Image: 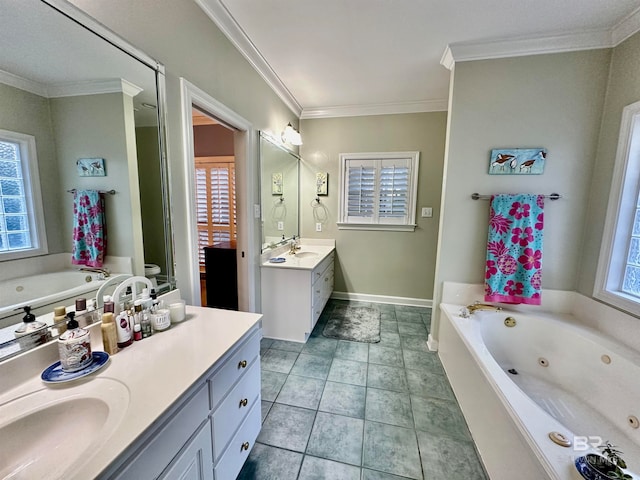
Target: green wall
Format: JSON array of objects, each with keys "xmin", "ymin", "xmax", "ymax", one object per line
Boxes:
[{"xmin": 300, "ymin": 112, "xmax": 447, "ymax": 301}]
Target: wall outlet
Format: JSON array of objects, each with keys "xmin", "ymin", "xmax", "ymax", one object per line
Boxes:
[
  {"xmin": 254, "ymin": 204, "xmax": 261, "ymax": 219},
  {"xmin": 277, "ymin": 221, "xmax": 284, "ymax": 231},
  {"xmin": 316, "ymin": 222, "xmax": 322, "ymax": 232},
  {"xmin": 421, "ymin": 207, "xmax": 433, "ymax": 218}
]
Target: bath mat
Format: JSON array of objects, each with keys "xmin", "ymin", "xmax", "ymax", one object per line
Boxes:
[{"xmin": 322, "ymin": 305, "xmax": 381, "ymax": 343}]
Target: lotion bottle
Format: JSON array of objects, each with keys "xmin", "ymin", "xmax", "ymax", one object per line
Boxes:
[
  {"xmin": 115, "ymin": 311, "xmax": 133, "ymax": 348},
  {"xmin": 58, "ymin": 312, "xmax": 92, "ymax": 372},
  {"xmin": 14, "ymin": 306, "xmax": 49, "ymax": 348},
  {"xmin": 101, "ymin": 312, "xmax": 118, "ymax": 355}
]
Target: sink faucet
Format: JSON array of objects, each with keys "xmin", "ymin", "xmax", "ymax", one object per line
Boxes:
[
  {"xmin": 288, "ymin": 236, "xmax": 301, "ymax": 255},
  {"xmin": 79, "ymin": 267, "xmax": 111, "ymax": 279},
  {"xmin": 459, "ymin": 301, "xmax": 502, "ymax": 318}
]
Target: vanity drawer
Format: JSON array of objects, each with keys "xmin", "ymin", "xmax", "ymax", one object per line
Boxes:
[
  {"xmin": 312, "ymin": 252, "xmax": 334, "ymax": 283},
  {"xmin": 209, "ymin": 330, "xmax": 260, "ymax": 410},
  {"xmin": 213, "ymin": 401, "xmax": 261, "ymax": 480},
  {"xmin": 211, "ymin": 360, "xmax": 260, "ymax": 459}
]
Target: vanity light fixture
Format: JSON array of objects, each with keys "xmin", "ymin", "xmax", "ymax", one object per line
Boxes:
[{"xmin": 281, "ymin": 122, "xmax": 303, "ymax": 146}]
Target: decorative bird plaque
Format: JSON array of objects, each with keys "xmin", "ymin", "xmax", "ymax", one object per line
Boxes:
[
  {"xmin": 488, "ymin": 148, "xmax": 546, "ymax": 175},
  {"xmin": 77, "ymin": 157, "xmax": 106, "ymax": 177}
]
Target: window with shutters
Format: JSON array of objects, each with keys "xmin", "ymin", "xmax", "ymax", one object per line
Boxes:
[
  {"xmin": 338, "ymin": 152, "xmax": 419, "ymax": 231},
  {"xmin": 0, "ymin": 129, "xmax": 47, "ymax": 260},
  {"xmin": 195, "ymin": 156, "xmax": 236, "ymax": 271}
]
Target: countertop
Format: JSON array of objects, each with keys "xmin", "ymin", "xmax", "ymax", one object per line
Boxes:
[
  {"xmin": 261, "ymin": 244, "xmax": 335, "ymax": 271},
  {"xmin": 0, "ymin": 305, "xmax": 262, "ymax": 479}
]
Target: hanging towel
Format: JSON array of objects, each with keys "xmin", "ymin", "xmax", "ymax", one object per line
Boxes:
[
  {"xmin": 71, "ymin": 190, "xmax": 107, "ymax": 268},
  {"xmin": 484, "ymin": 194, "xmax": 544, "ymax": 305}
]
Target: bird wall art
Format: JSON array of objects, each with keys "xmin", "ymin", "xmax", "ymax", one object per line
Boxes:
[
  {"xmin": 77, "ymin": 157, "xmax": 106, "ymax": 177},
  {"xmin": 488, "ymin": 148, "xmax": 546, "ymax": 175}
]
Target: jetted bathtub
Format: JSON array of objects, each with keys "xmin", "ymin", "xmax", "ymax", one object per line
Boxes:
[{"xmin": 439, "ymin": 300, "xmax": 640, "ymax": 480}]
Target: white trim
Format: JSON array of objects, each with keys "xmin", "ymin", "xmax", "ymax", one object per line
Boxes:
[
  {"xmin": 612, "ymin": 5, "xmax": 640, "ymax": 46},
  {"xmin": 427, "ymin": 333, "xmax": 439, "ymax": 352},
  {"xmin": 331, "ymin": 291, "xmax": 432, "ymax": 309},
  {"xmin": 47, "ymin": 79, "xmax": 142, "ymax": 98},
  {"xmin": 300, "ymin": 100, "xmax": 448, "ymax": 119},
  {"xmin": 336, "ymin": 223, "xmax": 416, "ymax": 232},
  {"xmin": 0, "ymin": 70, "xmax": 48, "ymax": 97},
  {"xmin": 439, "ymin": 46, "xmax": 455, "ymax": 71},
  {"xmin": 594, "ymin": 100, "xmax": 640, "ymax": 317},
  {"xmin": 180, "ymin": 78, "xmax": 257, "ymax": 312},
  {"xmin": 192, "ymin": 0, "xmax": 302, "ymax": 117}
]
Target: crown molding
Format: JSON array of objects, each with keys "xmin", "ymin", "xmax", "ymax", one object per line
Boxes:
[
  {"xmin": 194, "ymin": 0, "xmax": 302, "ymax": 117},
  {"xmin": 612, "ymin": 5, "xmax": 640, "ymax": 45},
  {"xmin": 300, "ymin": 99, "xmax": 448, "ymax": 119},
  {"xmin": 0, "ymin": 69, "xmax": 48, "ymax": 97},
  {"xmin": 440, "ymin": 46, "xmax": 455, "ymax": 71},
  {"xmin": 47, "ymin": 78, "xmax": 141, "ymax": 98}
]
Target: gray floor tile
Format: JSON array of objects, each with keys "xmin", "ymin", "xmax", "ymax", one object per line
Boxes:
[
  {"xmin": 260, "ymin": 338, "xmax": 274, "ymax": 349},
  {"xmin": 378, "ymin": 332, "xmax": 401, "ymax": 347},
  {"xmin": 368, "ymin": 344, "xmax": 404, "ymax": 367},
  {"xmin": 397, "ymin": 322, "xmax": 428, "ymax": 336},
  {"xmin": 416, "ymin": 431, "xmax": 487, "ymax": 480},
  {"xmin": 298, "ymin": 456, "xmax": 361, "ymax": 480},
  {"xmin": 394, "ymin": 311, "xmax": 423, "ymax": 323},
  {"xmin": 237, "ymin": 443, "xmax": 303, "ymax": 480},
  {"xmin": 302, "ymin": 336, "xmax": 339, "ymax": 357},
  {"xmin": 363, "ymin": 421, "xmax": 422, "ymax": 479},
  {"xmin": 258, "ymin": 403, "xmax": 316, "ymax": 452},
  {"xmin": 402, "ymin": 350, "xmax": 444, "ymax": 375},
  {"xmin": 377, "ymin": 303, "xmax": 396, "ymax": 313},
  {"xmin": 406, "ymin": 369, "xmax": 455, "ymax": 400},
  {"xmin": 261, "ymin": 370, "xmax": 288, "ymax": 402},
  {"xmin": 261, "ymin": 400, "xmax": 273, "ymax": 424},
  {"xmin": 335, "ymin": 340, "xmax": 369, "ymax": 362},
  {"xmin": 261, "ymin": 348, "xmax": 299, "ymax": 374},
  {"xmin": 362, "ymin": 469, "xmax": 415, "ymax": 480},
  {"xmin": 307, "ymin": 411, "xmax": 364, "ymax": 466},
  {"xmin": 270, "ymin": 339, "xmax": 305, "ymax": 352},
  {"xmin": 290, "ymin": 353, "xmax": 333, "ymax": 380},
  {"xmin": 411, "ymin": 395, "xmax": 471, "ymax": 440},
  {"xmin": 400, "ymin": 335, "xmax": 430, "ymax": 352},
  {"xmin": 319, "ymin": 381, "xmax": 366, "ymax": 419},
  {"xmin": 327, "ymin": 358, "xmax": 368, "ymax": 386},
  {"xmin": 380, "ymin": 320, "xmax": 399, "ymax": 333},
  {"xmin": 367, "ymin": 364, "xmax": 408, "ymax": 392},
  {"xmin": 365, "ymin": 388, "xmax": 413, "ymax": 428},
  {"xmin": 276, "ymin": 374, "xmax": 325, "ymax": 410},
  {"xmin": 380, "ymin": 311, "xmax": 397, "ymax": 322}
]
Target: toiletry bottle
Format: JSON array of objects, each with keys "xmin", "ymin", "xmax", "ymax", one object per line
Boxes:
[
  {"xmin": 141, "ymin": 288, "xmax": 153, "ymax": 311},
  {"xmin": 58, "ymin": 312, "xmax": 92, "ymax": 372},
  {"xmin": 86, "ymin": 298, "xmax": 97, "ymax": 323},
  {"xmin": 75, "ymin": 297, "xmax": 87, "ymax": 316},
  {"xmin": 151, "ymin": 289, "xmax": 159, "ymax": 312},
  {"xmin": 101, "ymin": 312, "xmax": 118, "ymax": 355},
  {"xmin": 14, "ymin": 306, "xmax": 49, "ymax": 348},
  {"xmin": 141, "ymin": 309, "xmax": 152, "ymax": 338},
  {"xmin": 53, "ymin": 306, "xmax": 67, "ymax": 335},
  {"xmin": 133, "ymin": 323, "xmax": 142, "ymax": 341},
  {"xmin": 103, "ymin": 295, "xmax": 115, "ymax": 314},
  {"xmin": 115, "ymin": 311, "xmax": 133, "ymax": 348}
]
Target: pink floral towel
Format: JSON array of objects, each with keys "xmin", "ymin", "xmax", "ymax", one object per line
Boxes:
[
  {"xmin": 484, "ymin": 194, "xmax": 544, "ymax": 305},
  {"xmin": 71, "ymin": 190, "xmax": 106, "ymax": 268}
]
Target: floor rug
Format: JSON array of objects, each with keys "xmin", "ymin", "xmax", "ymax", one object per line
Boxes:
[{"xmin": 322, "ymin": 305, "xmax": 381, "ymax": 343}]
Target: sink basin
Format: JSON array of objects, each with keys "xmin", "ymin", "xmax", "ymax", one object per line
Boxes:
[
  {"xmin": 294, "ymin": 251, "xmax": 318, "ymax": 259},
  {"xmin": 0, "ymin": 378, "xmax": 129, "ymax": 479}
]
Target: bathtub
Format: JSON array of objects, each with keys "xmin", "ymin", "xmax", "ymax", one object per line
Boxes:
[
  {"xmin": 0, "ymin": 270, "xmax": 110, "ymax": 330},
  {"xmin": 439, "ymin": 300, "xmax": 640, "ymax": 480}
]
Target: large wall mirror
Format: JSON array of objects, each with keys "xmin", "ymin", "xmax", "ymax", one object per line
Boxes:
[
  {"xmin": 0, "ymin": 0, "xmax": 174, "ymax": 358},
  {"xmin": 260, "ymin": 133, "xmax": 299, "ymax": 251}
]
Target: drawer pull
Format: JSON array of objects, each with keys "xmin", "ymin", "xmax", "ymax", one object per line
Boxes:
[
  {"xmin": 241, "ymin": 441, "xmax": 250, "ymax": 451},
  {"xmin": 238, "ymin": 360, "xmax": 247, "ymax": 369},
  {"xmin": 239, "ymin": 398, "xmax": 248, "ymax": 408}
]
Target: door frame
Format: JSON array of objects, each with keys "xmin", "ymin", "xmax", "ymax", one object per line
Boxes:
[{"xmin": 180, "ymin": 78, "xmax": 256, "ymax": 311}]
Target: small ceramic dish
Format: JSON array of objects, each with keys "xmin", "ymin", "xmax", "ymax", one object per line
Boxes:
[{"xmin": 41, "ymin": 351, "xmax": 109, "ymax": 383}]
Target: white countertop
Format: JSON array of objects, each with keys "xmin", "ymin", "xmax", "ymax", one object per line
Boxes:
[
  {"xmin": 261, "ymin": 243, "xmax": 335, "ymax": 271},
  {"xmin": 0, "ymin": 305, "xmax": 262, "ymax": 479}
]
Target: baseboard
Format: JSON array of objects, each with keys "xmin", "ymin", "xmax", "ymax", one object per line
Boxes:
[
  {"xmin": 331, "ymin": 291, "xmax": 432, "ymax": 308},
  {"xmin": 427, "ymin": 333, "xmax": 439, "ymax": 351}
]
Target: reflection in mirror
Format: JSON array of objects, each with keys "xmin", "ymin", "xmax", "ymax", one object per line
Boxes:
[
  {"xmin": 0, "ymin": 0, "xmax": 173, "ymax": 360},
  {"xmin": 260, "ymin": 132, "xmax": 300, "ymax": 251}
]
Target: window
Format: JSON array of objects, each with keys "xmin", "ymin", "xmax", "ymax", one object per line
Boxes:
[
  {"xmin": 0, "ymin": 129, "xmax": 47, "ymax": 260},
  {"xmin": 195, "ymin": 156, "xmax": 236, "ymax": 270},
  {"xmin": 595, "ymin": 100, "xmax": 640, "ymax": 314},
  {"xmin": 338, "ymin": 151, "xmax": 419, "ymax": 231}
]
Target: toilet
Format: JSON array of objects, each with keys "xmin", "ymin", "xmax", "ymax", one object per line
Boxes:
[{"xmin": 144, "ymin": 263, "xmax": 161, "ymax": 287}]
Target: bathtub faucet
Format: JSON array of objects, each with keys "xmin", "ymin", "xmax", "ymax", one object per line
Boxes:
[
  {"xmin": 79, "ymin": 267, "xmax": 111, "ymax": 279},
  {"xmin": 459, "ymin": 301, "xmax": 502, "ymax": 318}
]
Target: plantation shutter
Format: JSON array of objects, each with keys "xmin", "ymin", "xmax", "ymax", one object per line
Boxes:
[
  {"xmin": 378, "ymin": 158, "xmax": 410, "ymax": 224},
  {"xmin": 346, "ymin": 162, "xmax": 375, "ymax": 221},
  {"xmin": 195, "ymin": 157, "xmax": 236, "ymax": 270}
]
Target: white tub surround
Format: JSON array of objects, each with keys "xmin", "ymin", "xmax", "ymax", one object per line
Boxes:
[
  {"xmin": 438, "ymin": 282, "xmax": 640, "ymax": 480},
  {"xmin": 261, "ymin": 239, "xmax": 335, "ymax": 342},
  {"xmin": 0, "ymin": 304, "xmax": 262, "ymax": 480}
]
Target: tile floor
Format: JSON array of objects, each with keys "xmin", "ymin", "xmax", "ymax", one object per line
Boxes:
[{"xmin": 237, "ymin": 300, "xmax": 488, "ymax": 480}]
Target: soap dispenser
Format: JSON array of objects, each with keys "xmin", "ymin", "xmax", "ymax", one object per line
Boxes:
[
  {"xmin": 58, "ymin": 312, "xmax": 93, "ymax": 372},
  {"xmin": 14, "ymin": 306, "xmax": 50, "ymax": 348}
]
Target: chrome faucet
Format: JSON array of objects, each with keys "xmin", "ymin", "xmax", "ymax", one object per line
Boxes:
[
  {"xmin": 288, "ymin": 236, "xmax": 301, "ymax": 255},
  {"xmin": 459, "ymin": 301, "xmax": 502, "ymax": 318},
  {"xmin": 79, "ymin": 267, "xmax": 111, "ymax": 279}
]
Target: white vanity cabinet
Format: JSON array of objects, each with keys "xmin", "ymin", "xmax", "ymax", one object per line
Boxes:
[
  {"xmin": 103, "ymin": 326, "xmax": 261, "ymax": 480},
  {"xmin": 262, "ymin": 248, "xmax": 335, "ymax": 342}
]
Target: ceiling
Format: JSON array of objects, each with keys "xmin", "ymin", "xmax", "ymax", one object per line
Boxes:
[{"xmin": 196, "ymin": 0, "xmax": 640, "ymax": 119}]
